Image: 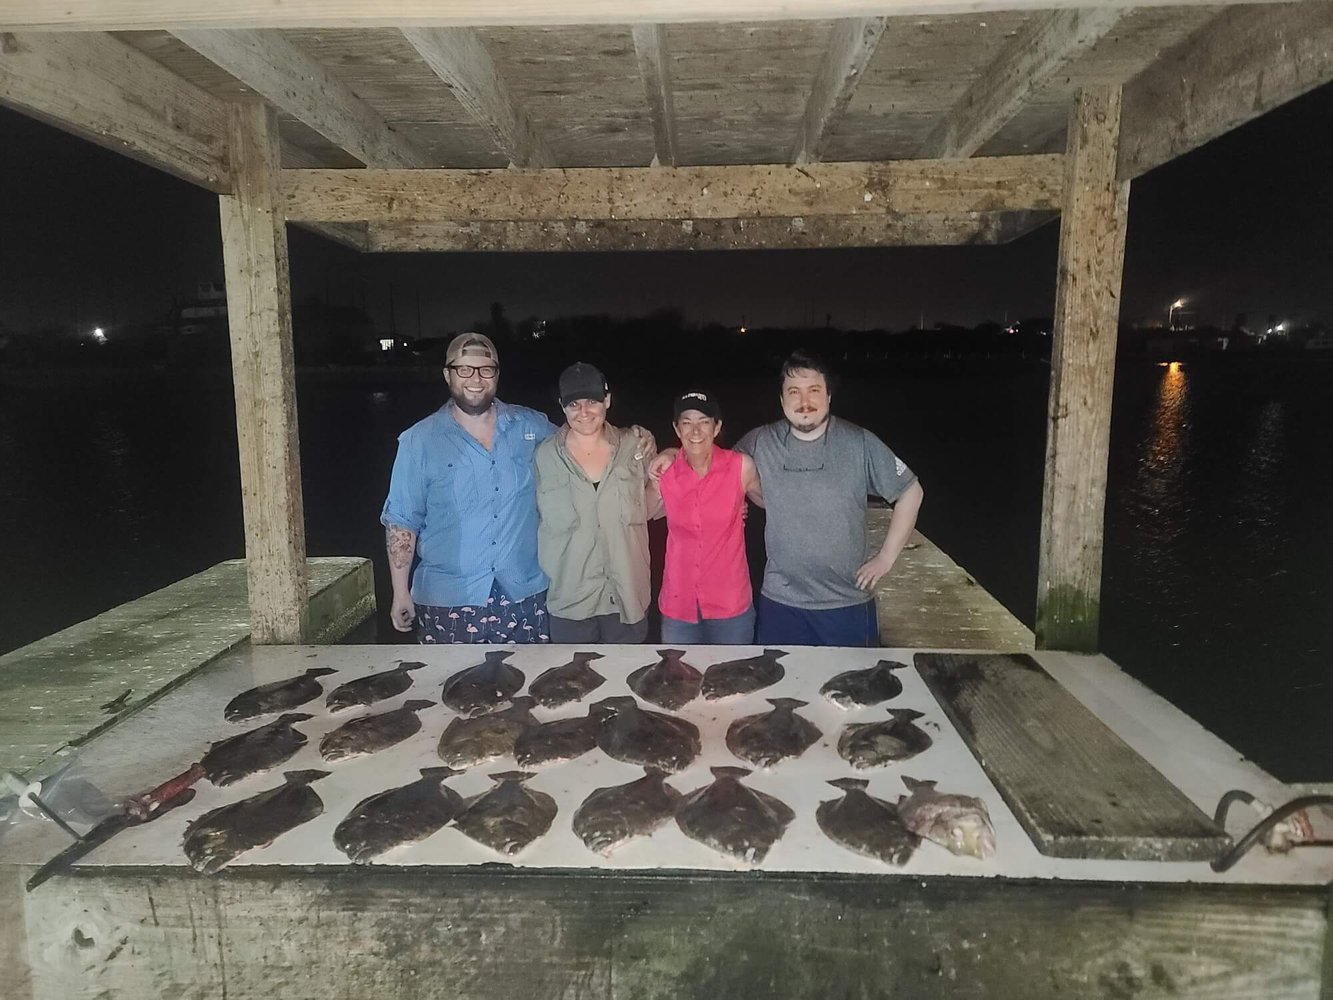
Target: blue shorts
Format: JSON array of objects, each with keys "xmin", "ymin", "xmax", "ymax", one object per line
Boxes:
[{"xmin": 756, "ymin": 594, "xmax": 878, "ymax": 647}]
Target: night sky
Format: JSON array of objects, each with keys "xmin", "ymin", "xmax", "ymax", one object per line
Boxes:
[{"xmin": 1, "ymin": 80, "xmax": 1330, "ymax": 338}]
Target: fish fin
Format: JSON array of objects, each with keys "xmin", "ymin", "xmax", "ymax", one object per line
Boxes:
[
  {"xmin": 889, "ymin": 708, "xmax": 925, "ymax": 722},
  {"xmin": 876, "ymin": 660, "xmax": 909, "ymax": 671},
  {"xmin": 484, "ymin": 651, "xmax": 515, "ymax": 662},
  {"xmin": 284, "ymin": 769, "xmax": 331, "ymax": 785},
  {"xmin": 489, "ymin": 770, "xmax": 534, "ymax": 784},
  {"xmin": 767, "ymin": 698, "xmax": 808, "ymax": 710},
  {"xmin": 419, "ymin": 766, "xmax": 462, "ymax": 779},
  {"xmin": 828, "ymin": 777, "xmax": 869, "ymax": 791},
  {"xmin": 656, "ymin": 649, "xmax": 686, "ymax": 658},
  {"xmin": 509, "ymin": 695, "xmax": 537, "ymax": 709},
  {"xmin": 573, "ymin": 651, "xmax": 605, "ymax": 661},
  {"xmin": 901, "ymin": 775, "xmax": 936, "ymax": 792},
  {"xmin": 402, "ymin": 700, "xmax": 435, "ymax": 712},
  {"xmin": 763, "ymin": 649, "xmax": 789, "ymax": 659},
  {"xmin": 710, "ymin": 766, "xmax": 752, "ymax": 780},
  {"xmin": 306, "ymin": 667, "xmax": 339, "ymax": 677},
  {"xmin": 276, "ymin": 712, "xmax": 315, "ymax": 724},
  {"xmin": 398, "ymin": 660, "xmax": 428, "ymax": 671}
]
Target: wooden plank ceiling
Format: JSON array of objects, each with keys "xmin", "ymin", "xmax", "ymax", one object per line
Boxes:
[{"xmin": 105, "ymin": 9, "xmax": 1217, "ymax": 171}]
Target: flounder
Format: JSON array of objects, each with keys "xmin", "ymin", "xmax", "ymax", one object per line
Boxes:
[
  {"xmin": 224, "ymin": 667, "xmax": 337, "ymax": 721},
  {"xmin": 513, "ymin": 711, "xmax": 600, "ymax": 767},
  {"xmin": 701, "ymin": 649, "xmax": 788, "ymax": 700},
  {"xmin": 182, "ymin": 769, "xmax": 329, "ymax": 874},
  {"xmin": 528, "ymin": 652, "xmax": 606, "ymax": 708},
  {"xmin": 438, "ymin": 696, "xmax": 537, "ymax": 768},
  {"xmin": 441, "ymin": 651, "xmax": 524, "ymax": 716},
  {"xmin": 626, "ymin": 649, "xmax": 703, "ymax": 710},
  {"xmin": 816, "ymin": 777, "xmax": 919, "ymax": 865},
  {"xmin": 675, "ymin": 766, "xmax": 795, "ymax": 864},
  {"xmin": 201, "ymin": 712, "xmax": 312, "ymax": 786},
  {"xmin": 725, "ymin": 698, "xmax": 822, "ymax": 768},
  {"xmin": 333, "ymin": 766, "xmax": 464, "ymax": 864},
  {"xmin": 820, "ymin": 660, "xmax": 907, "ymax": 710},
  {"xmin": 897, "ymin": 776, "xmax": 996, "ymax": 859},
  {"xmin": 572, "ymin": 768, "xmax": 682, "ymax": 856},
  {"xmin": 452, "ymin": 770, "xmax": 557, "ymax": 856},
  {"xmin": 592, "ymin": 696, "xmax": 701, "ymax": 773},
  {"xmin": 319, "ymin": 699, "xmax": 434, "ymax": 762},
  {"xmin": 326, "ymin": 660, "xmax": 427, "ymax": 712},
  {"xmin": 837, "ymin": 708, "xmax": 933, "ymax": 769}
]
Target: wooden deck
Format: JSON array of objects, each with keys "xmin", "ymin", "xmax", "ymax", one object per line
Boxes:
[
  {"xmin": 0, "ymin": 557, "xmax": 375, "ymax": 779},
  {"xmin": 868, "ymin": 512, "xmax": 1034, "ymax": 650}
]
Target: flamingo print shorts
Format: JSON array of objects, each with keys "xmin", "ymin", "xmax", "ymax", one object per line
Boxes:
[{"xmin": 413, "ymin": 583, "xmax": 551, "ymax": 644}]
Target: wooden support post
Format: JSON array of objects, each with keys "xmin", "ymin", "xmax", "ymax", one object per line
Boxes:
[
  {"xmin": 220, "ymin": 102, "xmax": 309, "ymax": 644},
  {"xmin": 1036, "ymin": 86, "xmax": 1128, "ymax": 653}
]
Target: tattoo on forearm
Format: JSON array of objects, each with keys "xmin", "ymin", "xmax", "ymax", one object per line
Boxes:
[{"xmin": 386, "ymin": 524, "xmax": 416, "ymax": 570}]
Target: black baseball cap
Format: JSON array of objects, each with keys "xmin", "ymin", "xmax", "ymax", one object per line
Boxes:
[
  {"xmin": 558, "ymin": 362, "xmax": 609, "ymax": 407},
  {"xmin": 673, "ymin": 390, "xmax": 721, "ymax": 421}
]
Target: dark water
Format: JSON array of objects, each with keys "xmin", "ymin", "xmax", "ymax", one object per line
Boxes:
[{"xmin": 1, "ymin": 359, "xmax": 1328, "ymax": 780}]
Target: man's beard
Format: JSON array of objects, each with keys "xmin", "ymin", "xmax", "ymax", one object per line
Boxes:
[
  {"xmin": 450, "ymin": 385, "xmax": 496, "ymax": 416},
  {"xmin": 786, "ymin": 408, "xmax": 828, "ymax": 433}
]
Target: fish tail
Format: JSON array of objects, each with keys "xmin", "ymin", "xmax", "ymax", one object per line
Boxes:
[
  {"xmin": 657, "ymin": 649, "xmax": 686, "ymax": 658},
  {"xmin": 828, "ymin": 777, "xmax": 869, "ymax": 791},
  {"xmin": 763, "ymin": 649, "xmax": 789, "ymax": 659},
  {"xmin": 710, "ymin": 765, "xmax": 752, "ymax": 780},
  {"xmin": 889, "ymin": 708, "xmax": 925, "ymax": 722},
  {"xmin": 900, "ymin": 775, "xmax": 936, "ymax": 792},
  {"xmin": 398, "ymin": 660, "xmax": 428, "ymax": 672},
  {"xmin": 876, "ymin": 659, "xmax": 908, "ymax": 671},
  {"xmin": 574, "ymin": 650, "xmax": 606, "ymax": 661},
  {"xmin": 419, "ymin": 766, "xmax": 462, "ymax": 779},
  {"xmin": 307, "ymin": 667, "xmax": 339, "ymax": 677},
  {"xmin": 767, "ymin": 697, "xmax": 808, "ymax": 709},
  {"xmin": 489, "ymin": 770, "xmax": 534, "ymax": 783},
  {"xmin": 284, "ymin": 769, "xmax": 331, "ymax": 785},
  {"xmin": 484, "ymin": 651, "xmax": 515, "ymax": 662},
  {"xmin": 276, "ymin": 712, "xmax": 315, "ymax": 724},
  {"xmin": 403, "ymin": 700, "xmax": 435, "ymax": 712}
]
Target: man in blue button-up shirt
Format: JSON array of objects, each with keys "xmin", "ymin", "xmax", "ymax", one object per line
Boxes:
[{"xmin": 382, "ymin": 333, "xmax": 558, "ymax": 643}]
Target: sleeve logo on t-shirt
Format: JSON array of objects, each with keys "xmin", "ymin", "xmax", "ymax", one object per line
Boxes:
[{"xmin": 895, "ymin": 457, "xmax": 907, "ymax": 477}]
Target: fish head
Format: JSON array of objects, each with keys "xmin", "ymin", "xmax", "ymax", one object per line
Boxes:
[
  {"xmin": 590, "ymin": 696, "xmax": 636, "ymax": 720},
  {"xmin": 939, "ymin": 814, "xmax": 997, "ymax": 860}
]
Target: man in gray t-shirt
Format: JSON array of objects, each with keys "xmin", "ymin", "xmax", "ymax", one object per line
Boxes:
[{"xmin": 734, "ymin": 351, "xmax": 925, "ymax": 646}]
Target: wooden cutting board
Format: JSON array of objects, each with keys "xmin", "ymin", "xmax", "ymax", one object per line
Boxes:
[{"xmin": 914, "ymin": 652, "xmax": 1231, "ymax": 861}]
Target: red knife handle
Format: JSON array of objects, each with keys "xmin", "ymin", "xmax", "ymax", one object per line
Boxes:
[{"xmin": 125, "ymin": 763, "xmax": 205, "ymax": 820}]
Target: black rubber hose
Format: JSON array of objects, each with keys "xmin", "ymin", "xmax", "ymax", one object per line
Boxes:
[{"xmin": 1210, "ymin": 792, "xmax": 1333, "ymax": 873}]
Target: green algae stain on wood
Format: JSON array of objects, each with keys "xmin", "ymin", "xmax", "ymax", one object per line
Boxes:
[{"xmin": 1036, "ymin": 584, "xmax": 1100, "ymax": 652}]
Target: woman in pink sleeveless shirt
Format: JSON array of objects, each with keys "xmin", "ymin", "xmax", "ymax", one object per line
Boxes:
[{"xmin": 656, "ymin": 391, "xmax": 763, "ymax": 644}]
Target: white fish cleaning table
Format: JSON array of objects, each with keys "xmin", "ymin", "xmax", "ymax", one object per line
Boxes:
[{"xmin": 1, "ymin": 644, "xmax": 1329, "ymax": 999}]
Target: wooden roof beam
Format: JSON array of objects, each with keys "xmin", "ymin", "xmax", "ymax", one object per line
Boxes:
[
  {"xmin": 171, "ymin": 29, "xmax": 432, "ymax": 168},
  {"xmin": 400, "ymin": 27, "xmax": 556, "ymax": 168},
  {"xmin": 366, "ymin": 214, "xmax": 1027, "ymax": 251},
  {"xmin": 791, "ymin": 17, "xmax": 887, "ymax": 165},
  {"xmin": 920, "ymin": 8, "xmax": 1125, "ymax": 160},
  {"xmin": 1118, "ymin": 2, "xmax": 1333, "ymax": 181},
  {"xmin": 0, "ymin": 30, "xmax": 229, "ymax": 191},
  {"xmin": 281, "ymin": 155, "xmax": 1064, "ymax": 222},
  {"xmin": 631, "ymin": 24, "xmax": 679, "ymax": 166},
  {"xmin": 0, "ymin": 1, "xmax": 1302, "ymax": 32}
]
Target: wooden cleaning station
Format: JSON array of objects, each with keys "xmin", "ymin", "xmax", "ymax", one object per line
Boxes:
[{"xmin": 2, "ymin": 2, "xmax": 1332, "ymax": 998}]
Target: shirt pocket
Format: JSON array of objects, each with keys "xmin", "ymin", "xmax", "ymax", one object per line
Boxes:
[
  {"xmin": 426, "ymin": 461, "xmax": 477, "ymax": 526},
  {"xmin": 537, "ymin": 468, "xmax": 579, "ymax": 531},
  {"xmin": 613, "ymin": 466, "xmax": 647, "ymax": 525}
]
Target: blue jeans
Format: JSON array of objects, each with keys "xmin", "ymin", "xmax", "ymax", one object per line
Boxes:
[
  {"xmin": 660, "ymin": 605, "xmax": 756, "ymax": 645},
  {"xmin": 756, "ymin": 594, "xmax": 878, "ymax": 647}
]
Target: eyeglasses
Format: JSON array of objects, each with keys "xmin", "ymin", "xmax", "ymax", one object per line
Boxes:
[{"xmin": 449, "ymin": 364, "xmax": 498, "ymax": 379}]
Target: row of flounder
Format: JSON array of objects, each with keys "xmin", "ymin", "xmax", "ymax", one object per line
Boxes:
[
  {"xmin": 188, "ymin": 653, "xmax": 991, "ymax": 871},
  {"xmin": 182, "ymin": 765, "xmax": 993, "ymax": 872}
]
